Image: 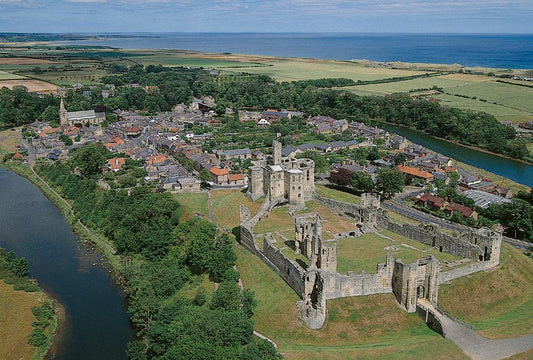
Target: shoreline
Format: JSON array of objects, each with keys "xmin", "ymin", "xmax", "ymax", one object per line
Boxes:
[
  {"xmin": 378, "ymin": 120, "xmax": 533, "ymax": 167},
  {"xmin": 0, "ymin": 161, "xmax": 131, "ymax": 358}
]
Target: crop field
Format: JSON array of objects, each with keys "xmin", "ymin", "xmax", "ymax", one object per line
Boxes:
[
  {"xmin": 0, "ymin": 128, "xmax": 21, "ymax": 154},
  {"xmin": 21, "ymin": 67, "xmax": 107, "ymax": 86},
  {"xmin": 133, "ymin": 54, "xmax": 266, "ymax": 69},
  {"xmin": 0, "ymin": 70, "xmax": 26, "ymax": 80},
  {"xmin": 0, "ymin": 79, "xmax": 58, "ymax": 93},
  {"xmin": 0, "ymin": 281, "xmax": 41, "ymax": 360},
  {"xmin": 224, "ymin": 58, "xmax": 426, "ymax": 82},
  {"xmin": 236, "ymin": 245, "xmax": 466, "ymax": 360},
  {"xmin": 439, "ymin": 243, "xmax": 533, "ymax": 339}
]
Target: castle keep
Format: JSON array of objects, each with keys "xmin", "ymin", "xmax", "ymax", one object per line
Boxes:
[{"xmin": 246, "ymin": 140, "xmax": 314, "ymax": 206}]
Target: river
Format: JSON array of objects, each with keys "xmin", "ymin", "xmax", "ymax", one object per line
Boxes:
[
  {"xmin": 379, "ymin": 123, "xmax": 533, "ymax": 188},
  {"xmin": 0, "ymin": 168, "xmax": 133, "ymax": 360}
]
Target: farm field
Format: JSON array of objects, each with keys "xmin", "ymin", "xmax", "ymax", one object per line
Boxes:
[
  {"xmin": 0, "ymin": 79, "xmax": 58, "ymax": 93},
  {"xmin": 0, "ymin": 128, "xmax": 22, "ymax": 155},
  {"xmin": 223, "ymin": 58, "xmax": 427, "ymax": 82},
  {"xmin": 0, "ymin": 280, "xmax": 42, "ymax": 360},
  {"xmin": 236, "ymin": 245, "xmax": 467, "ymax": 360},
  {"xmin": 0, "ymin": 70, "xmax": 26, "ymax": 80}
]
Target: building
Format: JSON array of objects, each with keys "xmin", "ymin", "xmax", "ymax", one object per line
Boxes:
[
  {"xmin": 59, "ymin": 98, "xmax": 105, "ymax": 127},
  {"xmin": 246, "ymin": 140, "xmax": 315, "ymax": 206}
]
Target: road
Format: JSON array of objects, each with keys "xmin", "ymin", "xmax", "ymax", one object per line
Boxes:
[{"xmin": 418, "ymin": 299, "xmax": 533, "ymax": 360}]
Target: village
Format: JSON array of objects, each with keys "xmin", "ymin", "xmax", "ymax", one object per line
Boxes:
[{"xmin": 11, "ymin": 82, "xmax": 517, "ymax": 231}]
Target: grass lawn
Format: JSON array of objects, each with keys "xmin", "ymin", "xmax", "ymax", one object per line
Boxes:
[
  {"xmin": 236, "ymin": 245, "xmax": 466, "ymax": 359},
  {"xmin": 174, "ymin": 192, "xmax": 209, "ymax": 222},
  {"xmin": 211, "ymin": 189, "xmax": 260, "ymax": 230},
  {"xmin": 438, "ymin": 243, "xmax": 533, "ymax": 339},
  {"xmin": 0, "ymin": 128, "xmax": 21, "ymax": 155},
  {"xmin": 300, "ymin": 201, "xmax": 356, "ymax": 237},
  {"xmin": 335, "ymin": 230, "xmax": 462, "ymax": 274},
  {"xmin": 253, "ymin": 206, "xmax": 295, "ymax": 239},
  {"xmin": 0, "ymin": 280, "xmax": 42, "ymax": 360},
  {"xmin": 315, "ymin": 185, "xmax": 361, "ymax": 204}
]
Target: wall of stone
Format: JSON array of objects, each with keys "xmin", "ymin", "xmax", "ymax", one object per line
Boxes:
[
  {"xmin": 377, "ymin": 211, "xmax": 500, "ymax": 264},
  {"xmin": 321, "ymin": 255, "xmax": 394, "ymax": 300},
  {"xmin": 438, "ymin": 261, "xmax": 493, "ymax": 285},
  {"xmin": 416, "ymin": 305, "xmax": 445, "ymax": 336},
  {"xmin": 262, "ymin": 237, "xmax": 305, "ymax": 296}
]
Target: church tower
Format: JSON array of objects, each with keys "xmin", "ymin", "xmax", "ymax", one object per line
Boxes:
[{"xmin": 59, "ymin": 97, "xmax": 68, "ymax": 126}]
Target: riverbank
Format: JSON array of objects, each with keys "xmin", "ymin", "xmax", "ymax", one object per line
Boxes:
[
  {"xmin": 378, "ymin": 120, "xmax": 533, "ymax": 166},
  {"xmin": 0, "ymin": 163, "xmax": 133, "ymax": 359},
  {"xmin": 1, "ymin": 161, "xmax": 126, "ymax": 276},
  {"xmin": 0, "ymin": 249, "xmax": 62, "ymax": 360}
]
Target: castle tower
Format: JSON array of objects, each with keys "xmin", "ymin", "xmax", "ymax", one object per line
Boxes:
[
  {"xmin": 59, "ymin": 97, "xmax": 68, "ymax": 126},
  {"xmin": 272, "ymin": 140, "xmax": 282, "ymax": 165}
]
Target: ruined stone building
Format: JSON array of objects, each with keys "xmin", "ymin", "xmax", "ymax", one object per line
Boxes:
[
  {"xmin": 59, "ymin": 98, "xmax": 105, "ymax": 127},
  {"xmin": 239, "ymin": 190, "xmax": 503, "ymax": 329},
  {"xmin": 246, "ymin": 140, "xmax": 314, "ymax": 206}
]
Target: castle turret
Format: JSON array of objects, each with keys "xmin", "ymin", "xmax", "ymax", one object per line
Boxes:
[
  {"xmin": 272, "ymin": 140, "xmax": 282, "ymax": 165},
  {"xmin": 59, "ymin": 97, "xmax": 68, "ymax": 126}
]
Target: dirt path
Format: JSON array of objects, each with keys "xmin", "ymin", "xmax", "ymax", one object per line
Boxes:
[{"xmin": 419, "ymin": 299, "xmax": 533, "ymax": 360}]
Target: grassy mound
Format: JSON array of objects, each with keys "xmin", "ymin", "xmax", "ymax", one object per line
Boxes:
[{"xmin": 438, "ymin": 243, "xmax": 533, "ymax": 338}]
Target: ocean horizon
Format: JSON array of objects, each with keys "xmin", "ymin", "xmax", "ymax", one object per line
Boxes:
[{"xmin": 54, "ymin": 32, "xmax": 533, "ymax": 69}]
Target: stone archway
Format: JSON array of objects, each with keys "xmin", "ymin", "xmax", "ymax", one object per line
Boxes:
[{"xmin": 417, "ymin": 285, "xmax": 425, "ymax": 299}]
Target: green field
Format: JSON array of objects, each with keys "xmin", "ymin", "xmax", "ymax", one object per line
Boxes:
[
  {"xmin": 315, "ymin": 185, "xmax": 361, "ymax": 204},
  {"xmin": 438, "ymin": 243, "xmax": 533, "ymax": 339},
  {"xmin": 236, "ymin": 245, "xmax": 466, "ymax": 360},
  {"xmin": 132, "ymin": 54, "xmax": 266, "ymax": 69},
  {"xmin": 336, "ymin": 230, "xmax": 463, "ymax": 274},
  {"xmin": 211, "ymin": 189, "xmax": 260, "ymax": 230},
  {"xmin": 0, "ymin": 70, "xmax": 26, "ymax": 80},
  {"xmin": 174, "ymin": 192, "xmax": 209, "ymax": 221},
  {"xmin": 224, "ymin": 58, "xmax": 426, "ymax": 82}
]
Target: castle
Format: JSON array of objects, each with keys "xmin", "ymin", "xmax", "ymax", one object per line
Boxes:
[
  {"xmin": 246, "ymin": 140, "xmax": 314, "ymax": 206},
  {"xmin": 59, "ymin": 98, "xmax": 105, "ymax": 127},
  {"xmin": 239, "ymin": 186, "xmax": 502, "ymax": 329}
]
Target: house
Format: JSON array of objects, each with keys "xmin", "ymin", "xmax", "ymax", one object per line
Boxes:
[
  {"xmin": 209, "ymin": 166, "xmax": 229, "ymax": 184},
  {"xmin": 390, "ymin": 135, "xmax": 408, "ymax": 151},
  {"xmin": 215, "ymin": 148, "xmax": 252, "ymax": 161},
  {"xmin": 396, "ymin": 165, "xmax": 434, "ymax": 183},
  {"xmin": 227, "ymin": 173, "xmax": 245, "ymax": 186},
  {"xmin": 417, "ymin": 193, "xmax": 446, "ymax": 211},
  {"xmin": 107, "ymin": 157, "xmax": 126, "ymax": 172},
  {"xmin": 147, "ymin": 154, "xmax": 168, "ymax": 165},
  {"xmin": 462, "ymin": 190, "xmax": 512, "ymax": 209},
  {"xmin": 262, "ymin": 109, "xmax": 288, "ymax": 122},
  {"xmin": 281, "ymin": 145, "xmax": 299, "ymax": 158},
  {"xmin": 444, "ymin": 202, "xmax": 478, "ymax": 220},
  {"xmin": 257, "ymin": 118, "xmax": 271, "ymax": 127}
]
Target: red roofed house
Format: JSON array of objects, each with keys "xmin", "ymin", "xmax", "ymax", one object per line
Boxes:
[
  {"xmin": 417, "ymin": 193, "xmax": 446, "ymax": 212},
  {"xmin": 209, "ymin": 166, "xmax": 229, "ymax": 184},
  {"xmin": 227, "ymin": 173, "xmax": 245, "ymax": 186},
  {"xmin": 444, "ymin": 202, "xmax": 478, "ymax": 220},
  {"xmin": 397, "ymin": 165, "xmax": 434, "ymax": 184},
  {"xmin": 107, "ymin": 157, "xmax": 126, "ymax": 172},
  {"xmin": 147, "ymin": 154, "xmax": 167, "ymax": 165}
]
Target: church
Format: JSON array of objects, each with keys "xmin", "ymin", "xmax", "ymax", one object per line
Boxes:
[{"xmin": 59, "ymin": 98, "xmax": 105, "ymax": 127}]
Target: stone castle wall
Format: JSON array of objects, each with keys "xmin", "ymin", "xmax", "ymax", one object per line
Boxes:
[
  {"xmin": 262, "ymin": 236, "xmax": 305, "ymax": 296},
  {"xmin": 438, "ymin": 261, "xmax": 494, "ymax": 285}
]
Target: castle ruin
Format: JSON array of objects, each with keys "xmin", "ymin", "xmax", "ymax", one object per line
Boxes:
[{"xmin": 246, "ymin": 140, "xmax": 314, "ymax": 206}]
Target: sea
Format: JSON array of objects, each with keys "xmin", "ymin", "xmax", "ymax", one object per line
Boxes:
[{"xmin": 57, "ymin": 33, "xmax": 533, "ymax": 69}]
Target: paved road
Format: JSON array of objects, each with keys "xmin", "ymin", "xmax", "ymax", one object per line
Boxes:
[
  {"xmin": 19, "ymin": 132, "xmax": 35, "ymax": 164},
  {"xmin": 419, "ymin": 299, "xmax": 533, "ymax": 360}
]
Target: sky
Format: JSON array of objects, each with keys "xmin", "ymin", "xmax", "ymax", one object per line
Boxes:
[{"xmin": 0, "ymin": 0, "xmax": 532, "ymax": 34}]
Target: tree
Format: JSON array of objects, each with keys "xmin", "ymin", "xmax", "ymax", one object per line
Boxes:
[
  {"xmin": 499, "ymin": 199, "xmax": 533, "ymax": 240},
  {"xmin": 376, "ymin": 168, "xmax": 405, "ymax": 198},
  {"xmin": 330, "ymin": 168, "xmax": 352, "ymax": 187},
  {"xmin": 240, "ymin": 338, "xmax": 281, "ymax": 360},
  {"xmin": 71, "ymin": 143, "xmax": 108, "ymax": 177},
  {"xmin": 448, "ymin": 171, "xmax": 460, "ymax": 187},
  {"xmin": 393, "ymin": 152, "xmax": 407, "ymax": 165},
  {"xmin": 199, "ymin": 168, "xmax": 212, "ymax": 182},
  {"xmin": 350, "ymin": 171, "xmax": 374, "ymax": 192}
]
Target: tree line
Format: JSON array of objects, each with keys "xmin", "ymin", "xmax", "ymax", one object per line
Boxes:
[{"xmin": 35, "ymin": 143, "xmax": 281, "ymax": 359}]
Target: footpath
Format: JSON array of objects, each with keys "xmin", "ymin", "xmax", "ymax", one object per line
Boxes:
[{"xmin": 418, "ymin": 299, "xmax": 533, "ymax": 360}]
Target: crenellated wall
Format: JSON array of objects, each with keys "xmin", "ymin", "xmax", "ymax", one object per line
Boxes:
[{"xmin": 377, "ymin": 210, "xmax": 501, "ymax": 267}]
